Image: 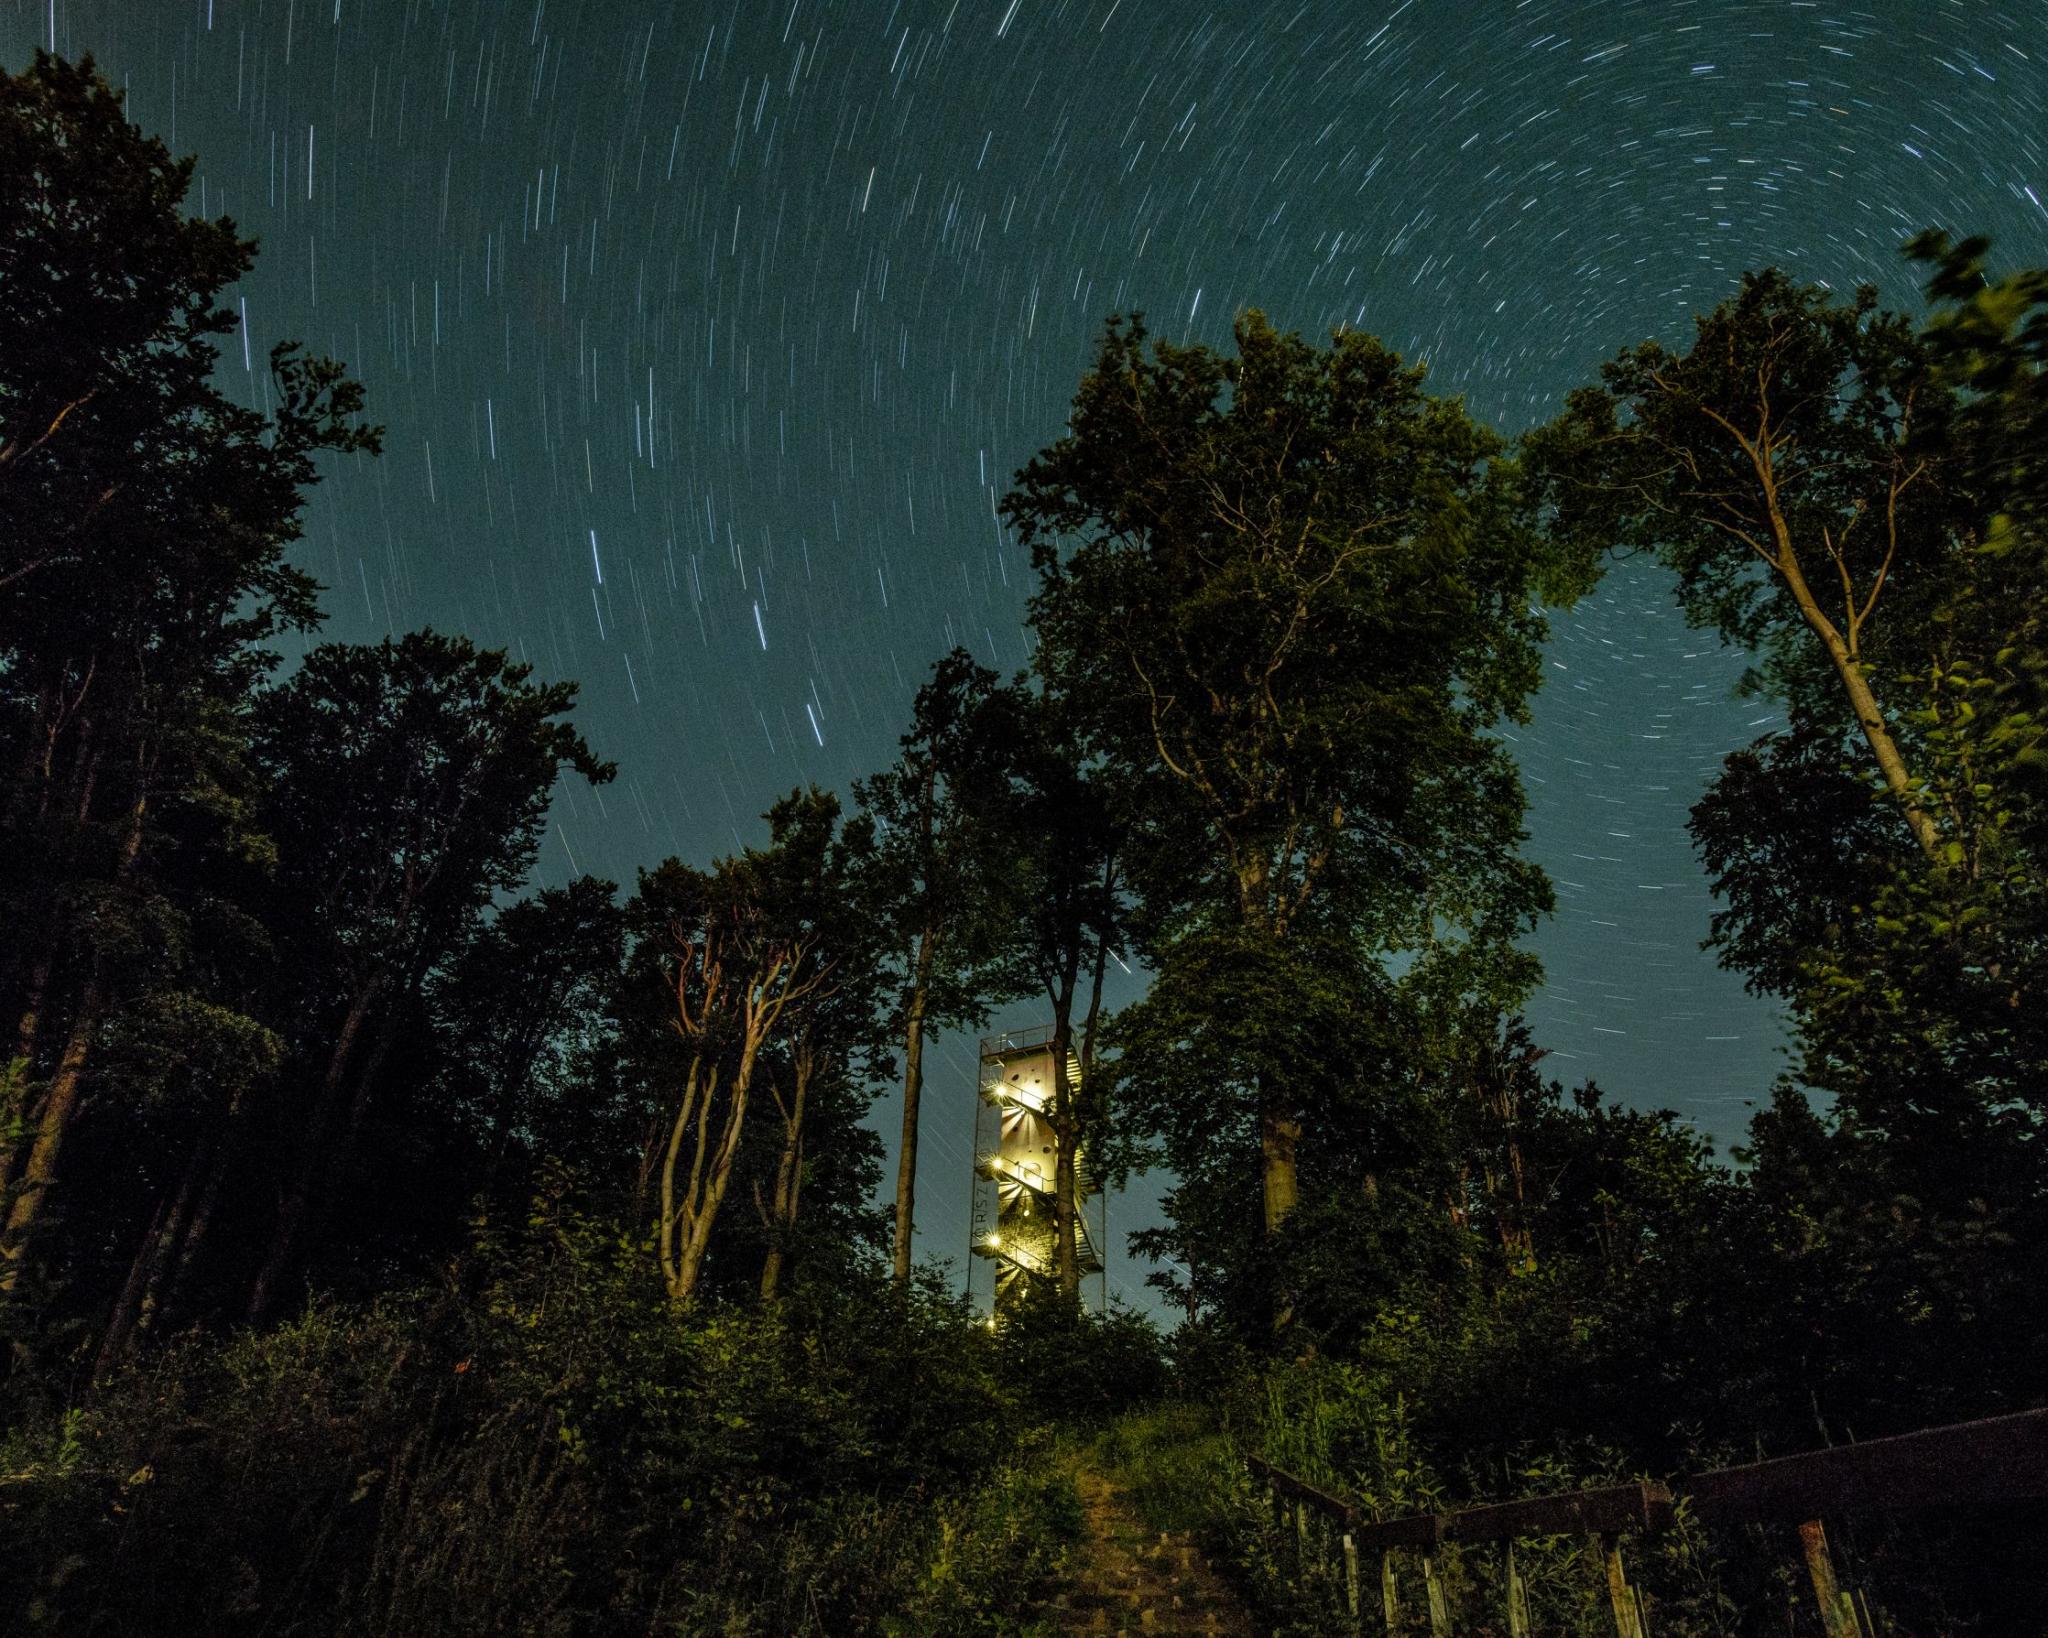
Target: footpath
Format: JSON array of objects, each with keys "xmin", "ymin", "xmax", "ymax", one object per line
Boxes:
[{"xmin": 1037, "ymin": 1465, "xmax": 1255, "ymax": 1636}]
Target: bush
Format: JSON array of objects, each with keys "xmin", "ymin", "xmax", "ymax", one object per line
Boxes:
[
  {"xmin": 0, "ymin": 1197, "xmax": 1093, "ymax": 1636},
  {"xmin": 990, "ymin": 1288, "xmax": 1168, "ymax": 1422}
]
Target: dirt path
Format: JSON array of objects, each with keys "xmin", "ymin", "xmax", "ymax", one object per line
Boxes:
[{"xmin": 1037, "ymin": 1465, "xmax": 1255, "ymax": 1636}]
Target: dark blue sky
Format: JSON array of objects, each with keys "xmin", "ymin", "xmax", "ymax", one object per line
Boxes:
[{"xmin": 12, "ymin": 0, "xmax": 2044, "ymax": 1309}]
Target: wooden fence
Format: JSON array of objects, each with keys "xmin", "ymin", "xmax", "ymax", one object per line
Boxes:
[{"xmin": 1246, "ymin": 1406, "xmax": 2048, "ymax": 1635}]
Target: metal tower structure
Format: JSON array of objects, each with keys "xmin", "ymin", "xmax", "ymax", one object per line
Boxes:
[{"xmin": 967, "ymin": 1025, "xmax": 1106, "ymax": 1319}]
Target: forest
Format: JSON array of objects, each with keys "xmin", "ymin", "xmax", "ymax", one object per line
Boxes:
[{"xmin": 3, "ymin": 51, "xmax": 2047, "ymax": 1635}]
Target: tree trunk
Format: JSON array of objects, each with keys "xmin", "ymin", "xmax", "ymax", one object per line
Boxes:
[
  {"xmin": 1775, "ymin": 512, "xmax": 1942, "ymax": 861},
  {"xmin": 153, "ymin": 1110, "xmax": 236, "ymax": 1335},
  {"xmin": 757, "ymin": 1229, "xmax": 786, "ymax": 1303},
  {"xmin": 100, "ymin": 1091, "xmax": 238, "ymax": 1379},
  {"xmin": 665, "ymin": 1051, "xmax": 758, "ymax": 1307},
  {"xmin": 890, "ymin": 926, "xmax": 937, "ymax": 1291},
  {"xmin": 246, "ymin": 976, "xmax": 383, "ymax": 1319},
  {"xmin": 1048, "ymin": 958, "xmax": 1081, "ymax": 1304},
  {"xmin": 0, "ymin": 973, "xmax": 103, "ymax": 1290},
  {"xmin": 95, "ymin": 1190, "xmax": 169, "ymax": 1385},
  {"xmin": 1260, "ymin": 1099, "xmax": 1301, "ymax": 1234},
  {"xmin": 1261, "ymin": 1096, "xmax": 1301, "ymax": 1335},
  {"xmin": 1069, "ymin": 894, "xmax": 1115, "ymax": 1306},
  {"xmin": 758, "ymin": 1051, "xmax": 812, "ymax": 1303},
  {"xmin": 662, "ymin": 1012, "xmax": 778, "ymax": 1308},
  {"xmin": 0, "ymin": 771, "xmax": 140, "ymax": 1256}
]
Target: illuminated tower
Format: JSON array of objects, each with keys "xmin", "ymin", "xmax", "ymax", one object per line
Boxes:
[{"xmin": 969, "ymin": 1026, "xmax": 1105, "ymax": 1317}]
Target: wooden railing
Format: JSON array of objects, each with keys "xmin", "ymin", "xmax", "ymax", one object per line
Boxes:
[{"xmin": 1247, "ymin": 1406, "xmax": 2048, "ymax": 1636}]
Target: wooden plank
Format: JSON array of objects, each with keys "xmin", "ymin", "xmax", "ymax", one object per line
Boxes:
[
  {"xmin": 1505, "ymin": 1540, "xmax": 1531, "ymax": 1638},
  {"xmin": 1246, "ymin": 1454, "xmax": 1356, "ymax": 1527},
  {"xmin": 1342, "ymin": 1531, "xmax": 1361, "ymax": 1624},
  {"xmin": 1251, "ymin": 1407, "xmax": 2048, "ymax": 1563},
  {"xmin": 1798, "ymin": 1518, "xmax": 1865, "ymax": 1638},
  {"xmin": 1423, "ymin": 1553, "xmax": 1451, "ymax": 1637},
  {"xmin": 1684, "ymin": 1408, "xmax": 2048, "ymax": 1523},
  {"xmin": 1600, "ymin": 1533, "xmax": 1647, "ymax": 1638},
  {"xmin": 1340, "ymin": 1480, "xmax": 1668, "ymax": 1553},
  {"xmin": 1351, "ymin": 1510, "xmax": 1448, "ymax": 1551},
  {"xmin": 1443, "ymin": 1479, "xmax": 1674, "ymax": 1542}
]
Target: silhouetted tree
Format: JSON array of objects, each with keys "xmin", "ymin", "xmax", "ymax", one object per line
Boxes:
[
  {"xmin": 243, "ymin": 632, "xmax": 610, "ymax": 1318},
  {"xmin": 850, "ymin": 651, "xmax": 1021, "ymax": 1290},
  {"xmin": 0, "ymin": 53, "xmax": 378, "ymax": 1294},
  {"xmin": 1010, "ymin": 311, "xmax": 1584, "ymax": 1328}
]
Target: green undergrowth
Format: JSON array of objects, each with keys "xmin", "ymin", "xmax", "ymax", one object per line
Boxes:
[
  {"xmin": 889, "ymin": 1444, "xmax": 1088, "ymax": 1638},
  {"xmin": 0, "ymin": 1211, "xmax": 1112, "ymax": 1637},
  {"xmin": 1094, "ymin": 1360, "xmax": 2019, "ymax": 1636},
  {"xmin": 1095, "ymin": 1374, "xmax": 1757, "ymax": 1638}
]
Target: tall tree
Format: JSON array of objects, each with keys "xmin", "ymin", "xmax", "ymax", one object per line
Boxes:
[
  {"xmin": 1008, "ymin": 312, "xmax": 1576, "ymax": 1318},
  {"xmin": 1525, "ymin": 269, "xmax": 1967, "ymax": 861},
  {"xmin": 0, "ymin": 53, "xmax": 378, "ymax": 1288},
  {"xmin": 1674, "ymin": 237, "xmax": 2048, "ymax": 1434},
  {"xmin": 851, "ymin": 652, "xmax": 1019, "ymax": 1290},
  {"xmin": 242, "ymin": 633, "xmax": 609, "ymax": 1318},
  {"xmin": 745, "ymin": 793, "xmax": 883, "ymax": 1302},
  {"xmin": 431, "ymin": 876, "xmax": 626, "ymax": 1209},
  {"xmin": 636, "ymin": 794, "xmax": 837, "ymax": 1309}
]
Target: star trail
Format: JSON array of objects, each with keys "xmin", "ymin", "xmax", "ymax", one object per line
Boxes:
[{"xmin": 11, "ymin": 0, "xmax": 2045, "ymax": 1291}]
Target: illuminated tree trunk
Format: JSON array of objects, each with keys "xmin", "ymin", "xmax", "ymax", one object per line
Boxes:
[
  {"xmin": 658, "ymin": 1056, "xmax": 741, "ymax": 1307},
  {"xmin": 758, "ymin": 1044, "xmax": 814, "ymax": 1303},
  {"xmin": 661, "ymin": 937, "xmax": 818, "ymax": 1309},
  {"xmin": 0, "ymin": 974, "xmax": 101, "ymax": 1291},
  {"xmin": 1766, "ymin": 525, "xmax": 1942, "ymax": 862},
  {"xmin": 0, "ymin": 779, "xmax": 146, "ymax": 1289},
  {"xmin": 1260, "ymin": 1103, "xmax": 1301, "ymax": 1233}
]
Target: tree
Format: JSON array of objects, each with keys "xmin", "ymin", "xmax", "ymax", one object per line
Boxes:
[
  {"xmin": 1526, "ymin": 270, "xmax": 1968, "ymax": 861},
  {"xmin": 850, "ymin": 652, "xmax": 1020, "ymax": 1290},
  {"xmin": 0, "ymin": 53, "xmax": 378, "ymax": 1289},
  {"xmin": 745, "ymin": 796, "xmax": 884, "ymax": 1302},
  {"xmin": 430, "ymin": 876, "xmax": 625, "ymax": 1209},
  {"xmin": 638, "ymin": 793, "xmax": 838, "ymax": 1309},
  {"xmin": 242, "ymin": 632, "xmax": 610, "ymax": 1317},
  {"xmin": 1660, "ymin": 243, "xmax": 2048, "ymax": 1180},
  {"xmin": 1672, "ymin": 238, "xmax": 2048, "ymax": 1437},
  {"xmin": 1008, "ymin": 312, "xmax": 1577, "ymax": 1320}
]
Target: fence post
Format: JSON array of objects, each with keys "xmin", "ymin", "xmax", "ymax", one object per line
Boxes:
[
  {"xmin": 1381, "ymin": 1551, "xmax": 1400, "ymax": 1634},
  {"xmin": 1797, "ymin": 1518, "xmax": 1865, "ymax": 1638},
  {"xmin": 1343, "ymin": 1531, "xmax": 1362, "ymax": 1626},
  {"xmin": 1423, "ymin": 1552, "xmax": 1451, "ymax": 1637},
  {"xmin": 1599, "ymin": 1532, "xmax": 1647, "ymax": 1638},
  {"xmin": 1504, "ymin": 1539, "xmax": 1531, "ymax": 1637},
  {"xmin": 1296, "ymin": 1498, "xmax": 1310, "ymax": 1567}
]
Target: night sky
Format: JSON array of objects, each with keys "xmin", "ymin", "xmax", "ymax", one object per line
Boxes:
[{"xmin": 9, "ymin": 0, "xmax": 2045, "ymax": 1308}]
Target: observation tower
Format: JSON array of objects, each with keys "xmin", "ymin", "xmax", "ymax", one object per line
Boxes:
[{"xmin": 968, "ymin": 1025, "xmax": 1106, "ymax": 1319}]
